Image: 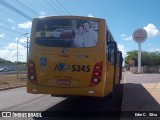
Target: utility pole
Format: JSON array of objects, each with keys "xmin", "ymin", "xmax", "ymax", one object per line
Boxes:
[
  {"xmin": 26, "ymin": 37, "xmax": 29, "ymax": 62},
  {"xmin": 17, "ymin": 33, "xmax": 28, "ymax": 79}
]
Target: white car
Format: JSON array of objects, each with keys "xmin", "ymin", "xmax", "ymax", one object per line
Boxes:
[
  {"xmin": 49, "ymin": 28, "xmax": 63, "ymax": 38},
  {"xmin": 0, "ymin": 67, "xmax": 8, "ymax": 72},
  {"xmin": 49, "ymin": 28, "xmax": 75, "ymax": 39}
]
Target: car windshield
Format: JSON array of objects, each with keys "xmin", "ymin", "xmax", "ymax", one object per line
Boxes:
[{"xmin": 35, "ymin": 19, "xmax": 98, "ymax": 48}]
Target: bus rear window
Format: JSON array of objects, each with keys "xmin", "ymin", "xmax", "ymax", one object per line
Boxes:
[{"xmin": 35, "ymin": 19, "xmax": 98, "ymax": 48}]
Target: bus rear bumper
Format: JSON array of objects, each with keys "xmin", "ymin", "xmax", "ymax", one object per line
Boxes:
[{"xmin": 27, "ymin": 81, "xmax": 110, "ymax": 97}]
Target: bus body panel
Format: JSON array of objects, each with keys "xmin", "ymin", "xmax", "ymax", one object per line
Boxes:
[
  {"xmin": 115, "ymin": 66, "xmax": 120, "ymax": 85},
  {"xmin": 34, "ymin": 51, "xmax": 99, "ymax": 87},
  {"xmin": 27, "ymin": 78, "xmax": 107, "ymax": 97}
]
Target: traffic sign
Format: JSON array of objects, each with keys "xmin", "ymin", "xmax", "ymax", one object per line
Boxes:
[
  {"xmin": 133, "ymin": 28, "xmax": 148, "ymax": 43},
  {"xmin": 132, "ymin": 28, "xmax": 148, "ymax": 73}
]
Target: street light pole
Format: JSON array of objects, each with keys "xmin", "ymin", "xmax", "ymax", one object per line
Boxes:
[
  {"xmin": 17, "ymin": 33, "xmax": 28, "ymax": 79},
  {"xmin": 26, "ymin": 37, "xmax": 29, "ymax": 62}
]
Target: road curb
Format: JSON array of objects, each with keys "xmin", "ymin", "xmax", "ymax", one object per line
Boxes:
[{"xmin": 0, "ymin": 85, "xmax": 26, "ymax": 91}]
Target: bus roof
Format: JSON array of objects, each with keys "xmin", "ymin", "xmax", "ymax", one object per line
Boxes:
[{"xmin": 34, "ymin": 15, "xmax": 105, "ymax": 21}]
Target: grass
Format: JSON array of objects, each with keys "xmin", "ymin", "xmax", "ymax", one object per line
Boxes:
[
  {"xmin": 0, "ymin": 74, "xmax": 27, "ymax": 88},
  {"xmin": 0, "ymin": 81, "xmax": 9, "ymax": 84}
]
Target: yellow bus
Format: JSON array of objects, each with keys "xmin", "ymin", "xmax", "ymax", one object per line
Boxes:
[{"xmin": 27, "ymin": 16, "xmax": 123, "ymax": 97}]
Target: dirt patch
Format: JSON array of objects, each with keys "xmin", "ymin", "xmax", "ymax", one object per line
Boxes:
[{"xmin": 0, "ymin": 74, "xmax": 27, "ymax": 89}]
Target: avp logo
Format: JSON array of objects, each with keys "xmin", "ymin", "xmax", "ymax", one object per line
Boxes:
[{"xmin": 54, "ymin": 63, "xmax": 71, "ymax": 72}]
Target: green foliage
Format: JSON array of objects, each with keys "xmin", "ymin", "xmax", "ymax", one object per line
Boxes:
[
  {"xmin": 0, "ymin": 58, "xmax": 27, "ymax": 65},
  {"xmin": 125, "ymin": 50, "xmax": 160, "ymax": 66},
  {"xmin": 0, "ymin": 58, "xmax": 12, "ymax": 65}
]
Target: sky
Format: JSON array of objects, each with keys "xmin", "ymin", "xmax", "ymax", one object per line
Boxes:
[{"xmin": 0, "ymin": 0, "xmax": 160, "ymax": 62}]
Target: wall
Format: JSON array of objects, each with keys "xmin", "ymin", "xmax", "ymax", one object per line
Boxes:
[{"xmin": 130, "ymin": 66, "xmax": 160, "ymax": 74}]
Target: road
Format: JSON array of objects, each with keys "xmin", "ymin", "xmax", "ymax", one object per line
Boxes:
[
  {"xmin": 124, "ymin": 71, "xmax": 160, "ymax": 83},
  {"xmin": 121, "ymin": 72, "xmax": 160, "ymax": 120},
  {"xmin": 0, "ymin": 86, "xmax": 123, "ymax": 120},
  {"xmin": 0, "ymin": 87, "xmax": 65, "ymax": 111},
  {"xmin": 0, "ymin": 71, "xmax": 26, "ymax": 75}
]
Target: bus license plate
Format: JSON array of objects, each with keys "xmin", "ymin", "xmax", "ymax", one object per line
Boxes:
[{"xmin": 57, "ymin": 80, "xmax": 70, "ymax": 85}]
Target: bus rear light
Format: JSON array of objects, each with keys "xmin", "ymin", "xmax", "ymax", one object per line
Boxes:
[
  {"xmin": 29, "ymin": 70, "xmax": 34, "ymax": 73},
  {"xmin": 95, "ymin": 65, "xmax": 102, "ymax": 70},
  {"xmin": 30, "ymin": 75, "xmax": 35, "ymax": 80},
  {"xmin": 94, "ymin": 71, "xmax": 101, "ymax": 76},
  {"xmin": 90, "ymin": 61, "xmax": 103, "ymax": 86},
  {"xmin": 93, "ymin": 78, "xmax": 99, "ymax": 83},
  {"xmin": 28, "ymin": 59, "xmax": 37, "ymax": 83},
  {"xmin": 29, "ymin": 63, "xmax": 34, "ymax": 68}
]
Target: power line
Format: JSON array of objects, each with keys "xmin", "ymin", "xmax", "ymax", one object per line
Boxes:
[
  {"xmin": 0, "ymin": 0, "xmax": 32, "ymax": 20},
  {"xmin": 14, "ymin": 0, "xmax": 40, "ymax": 16},
  {"xmin": 49, "ymin": 0, "xmax": 67, "ymax": 15},
  {"xmin": 0, "ymin": 30, "xmax": 24, "ymax": 39},
  {"xmin": 0, "ymin": 7, "xmax": 26, "ymax": 22},
  {"xmin": 0, "ymin": 19, "xmax": 28, "ymax": 33},
  {"xmin": 0, "ymin": 32, "xmax": 18, "ymax": 37},
  {"xmin": 0, "ymin": 38, "xmax": 16, "ymax": 46},
  {"xmin": 0, "ymin": 30, "xmax": 29, "ymax": 39},
  {"xmin": 0, "ymin": 31, "xmax": 29, "ymax": 46},
  {"xmin": 0, "ymin": 25, "xmax": 24, "ymax": 35},
  {"xmin": 0, "ymin": 19, "xmax": 13, "ymax": 26},
  {"xmin": 44, "ymin": 0, "xmax": 61, "ymax": 15},
  {"xmin": 56, "ymin": 0, "xmax": 71, "ymax": 15}
]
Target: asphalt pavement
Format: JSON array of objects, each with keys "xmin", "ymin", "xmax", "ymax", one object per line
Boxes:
[
  {"xmin": 1, "ymin": 71, "xmax": 160, "ymax": 119},
  {"xmin": 0, "ymin": 85, "xmax": 123, "ymax": 120},
  {"xmin": 121, "ymin": 71, "xmax": 160, "ymax": 120}
]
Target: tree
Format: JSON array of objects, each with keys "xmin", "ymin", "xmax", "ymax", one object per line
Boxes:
[
  {"xmin": 0, "ymin": 58, "xmax": 12, "ymax": 65},
  {"xmin": 125, "ymin": 50, "xmax": 138, "ymax": 66},
  {"xmin": 125, "ymin": 51, "xmax": 160, "ymax": 66}
]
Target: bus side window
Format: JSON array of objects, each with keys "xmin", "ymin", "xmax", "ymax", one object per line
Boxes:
[
  {"xmin": 119, "ymin": 51, "xmax": 123, "ymax": 80},
  {"xmin": 108, "ymin": 41, "xmax": 117, "ymax": 65},
  {"xmin": 106, "ymin": 31, "xmax": 108, "ymax": 54},
  {"xmin": 106, "ymin": 31, "xmax": 111, "ymax": 60},
  {"xmin": 117, "ymin": 52, "xmax": 120, "ymax": 66},
  {"xmin": 108, "ymin": 45, "xmax": 111, "ymax": 61},
  {"xmin": 110, "ymin": 49, "xmax": 115, "ymax": 64}
]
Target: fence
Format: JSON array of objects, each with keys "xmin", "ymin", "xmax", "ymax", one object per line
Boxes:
[
  {"xmin": 0, "ymin": 64, "xmax": 27, "ymax": 79},
  {"xmin": 130, "ymin": 66, "xmax": 160, "ymax": 74}
]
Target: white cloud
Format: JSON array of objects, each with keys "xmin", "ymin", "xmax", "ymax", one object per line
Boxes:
[
  {"xmin": 0, "ymin": 50, "xmax": 9, "ymax": 60},
  {"xmin": 118, "ymin": 44, "xmax": 127, "ymax": 58},
  {"xmin": 7, "ymin": 19, "xmax": 15, "ymax": 23},
  {"xmin": 143, "ymin": 23, "xmax": 160, "ymax": 37},
  {"xmin": 148, "ymin": 47, "xmax": 160, "ymax": 52},
  {"xmin": 120, "ymin": 34, "xmax": 132, "ymax": 41},
  {"xmin": 17, "ymin": 21, "xmax": 32, "ymax": 29},
  {"xmin": 0, "ymin": 40, "xmax": 28, "ymax": 62},
  {"xmin": 38, "ymin": 16, "xmax": 46, "ymax": 18},
  {"xmin": 40, "ymin": 11, "xmax": 46, "ymax": 15},
  {"xmin": 0, "ymin": 33, "xmax": 5, "ymax": 38},
  {"xmin": 7, "ymin": 43, "xmax": 17, "ymax": 50},
  {"xmin": 88, "ymin": 13, "xmax": 94, "ymax": 17},
  {"xmin": 11, "ymin": 26, "xmax": 16, "ymax": 30},
  {"xmin": 38, "ymin": 11, "xmax": 46, "ymax": 18}
]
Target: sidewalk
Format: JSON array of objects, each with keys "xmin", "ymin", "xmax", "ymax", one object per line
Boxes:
[
  {"xmin": 0, "ymin": 84, "xmax": 26, "ymax": 91},
  {"xmin": 121, "ymin": 72, "xmax": 160, "ymax": 119}
]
